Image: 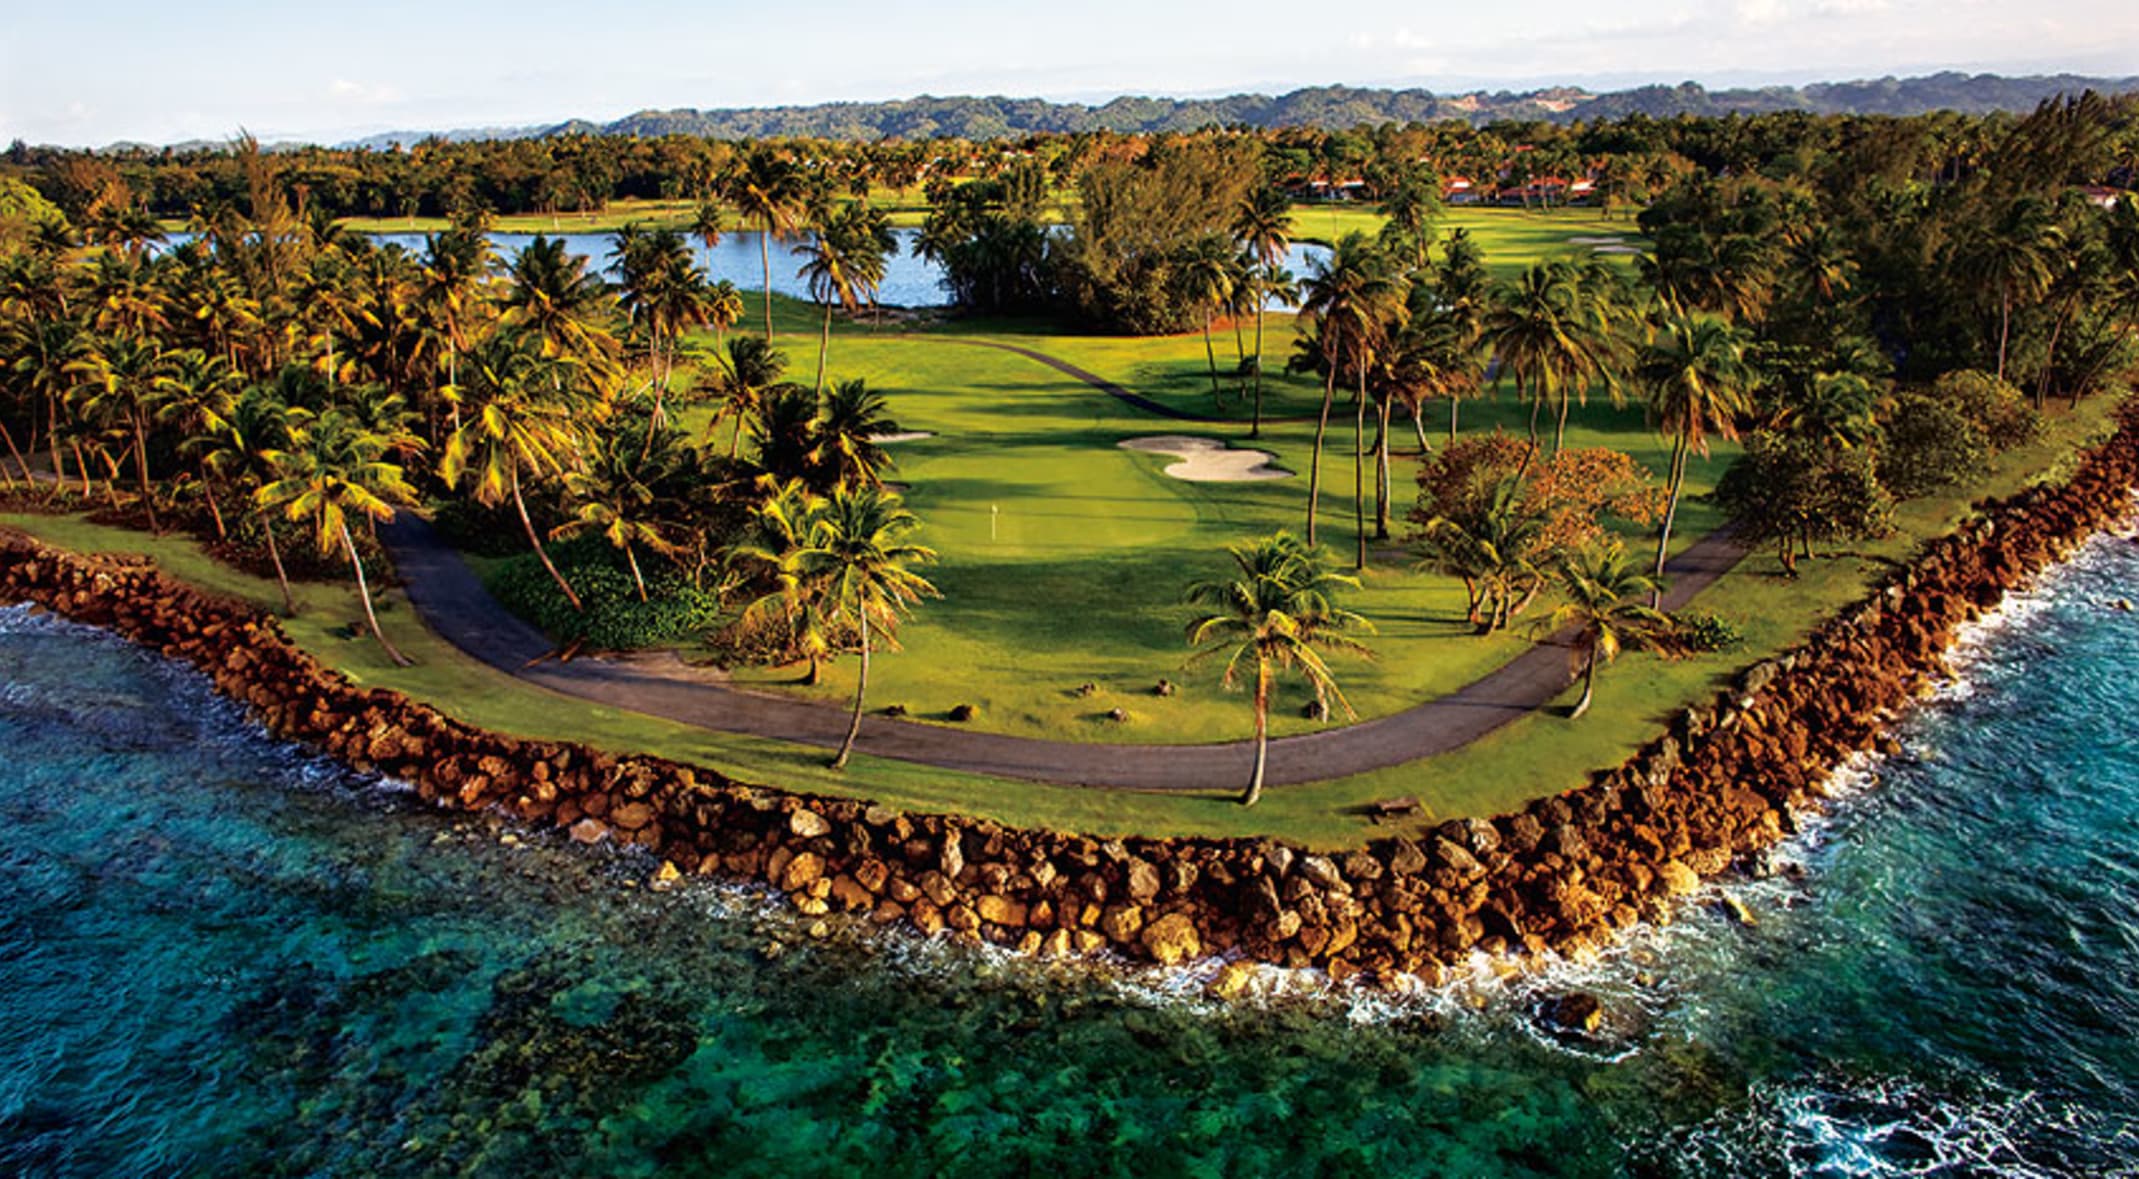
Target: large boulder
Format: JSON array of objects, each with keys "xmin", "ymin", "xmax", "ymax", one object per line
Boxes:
[{"xmin": 1140, "ymin": 912, "xmax": 1202, "ymax": 966}]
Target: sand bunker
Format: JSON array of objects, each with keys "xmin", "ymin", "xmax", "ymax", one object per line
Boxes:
[
  {"xmin": 1118, "ymin": 435, "xmax": 1291, "ymax": 482},
  {"xmin": 1591, "ymin": 245, "xmax": 1643, "ymax": 255},
  {"xmin": 1567, "ymin": 235, "xmax": 1626, "ymax": 245},
  {"xmin": 869, "ymin": 431, "xmax": 934, "ymax": 443}
]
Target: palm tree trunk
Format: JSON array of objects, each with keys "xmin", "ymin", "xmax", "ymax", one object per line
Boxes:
[
  {"xmin": 1449, "ymin": 394, "xmax": 1460, "ymax": 444},
  {"xmin": 815, "ymin": 302, "xmax": 833, "ymax": 395},
  {"xmin": 0, "ymin": 420, "xmax": 31, "ymax": 490},
  {"xmin": 626, "ymin": 543, "xmax": 649, "ymax": 602},
  {"xmin": 341, "ymin": 520, "xmax": 412, "ymax": 667},
  {"xmin": 804, "ymin": 653, "xmax": 821, "ymax": 686},
  {"xmin": 131, "ymin": 413, "xmax": 159, "ymax": 532},
  {"xmin": 262, "ymin": 517, "xmax": 296, "ymax": 615},
  {"xmin": 72, "ymin": 441, "xmax": 92, "ymax": 497},
  {"xmin": 1411, "ymin": 401, "xmax": 1431, "ymax": 455},
  {"xmin": 512, "ymin": 465, "xmax": 583, "ymax": 611},
  {"xmin": 1250, "ymin": 299, "xmax": 1266, "ymax": 439},
  {"xmin": 1375, "ymin": 395, "xmax": 1393, "ymax": 539},
  {"xmin": 760, "ymin": 224, "xmax": 775, "ymax": 341},
  {"xmin": 1203, "ymin": 312, "xmax": 1222, "ymax": 404},
  {"xmin": 1996, "ymin": 288, "xmax": 2012, "ymax": 383},
  {"xmin": 1241, "ymin": 666, "xmax": 1270, "ymax": 807},
  {"xmin": 1653, "ymin": 430, "xmax": 1688, "ymax": 608},
  {"xmin": 833, "ymin": 616, "xmax": 869, "ymax": 768},
  {"xmin": 199, "ymin": 468, "xmax": 228, "ymax": 541},
  {"xmin": 1570, "ymin": 650, "xmax": 1596, "ymax": 719},
  {"xmin": 1353, "ymin": 366, "xmax": 1367, "ymax": 569},
  {"xmin": 1307, "ymin": 368, "xmax": 1334, "ymax": 545},
  {"xmin": 1553, "ymin": 386, "xmax": 1572, "ymax": 453},
  {"xmin": 2036, "ymin": 303, "xmax": 2067, "ymax": 410}
]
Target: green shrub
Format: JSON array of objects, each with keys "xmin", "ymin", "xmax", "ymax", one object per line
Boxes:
[
  {"xmin": 1669, "ymin": 609, "xmax": 1743, "ymax": 654},
  {"xmin": 1878, "ymin": 392, "xmax": 1990, "ymax": 499},
  {"xmin": 1931, "ymin": 370, "xmax": 2038, "ymax": 449},
  {"xmin": 487, "ymin": 537, "xmax": 724, "ymax": 650},
  {"xmin": 430, "ymin": 496, "xmax": 537, "ymax": 557}
]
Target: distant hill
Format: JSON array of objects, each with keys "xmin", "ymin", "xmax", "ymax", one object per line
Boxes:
[{"xmin": 327, "ymin": 71, "xmax": 2138, "ymax": 148}]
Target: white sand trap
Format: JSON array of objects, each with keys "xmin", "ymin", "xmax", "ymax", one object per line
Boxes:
[
  {"xmin": 1567, "ymin": 235, "xmax": 1626, "ymax": 245},
  {"xmin": 869, "ymin": 431, "xmax": 934, "ymax": 443},
  {"xmin": 1591, "ymin": 245, "xmax": 1643, "ymax": 255},
  {"xmin": 1118, "ymin": 435, "xmax": 1291, "ymax": 482}
]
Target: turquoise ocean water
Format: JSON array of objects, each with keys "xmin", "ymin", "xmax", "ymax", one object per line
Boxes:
[{"xmin": 2, "ymin": 525, "xmax": 2135, "ymax": 1176}]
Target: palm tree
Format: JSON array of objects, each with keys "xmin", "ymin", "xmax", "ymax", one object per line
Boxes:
[
  {"xmin": 198, "ymin": 385, "xmax": 300, "ymax": 613},
  {"xmin": 790, "ymin": 485, "xmax": 938, "ymax": 769},
  {"xmin": 66, "ymin": 333, "xmax": 167, "ymax": 529},
  {"xmin": 553, "ymin": 427, "xmax": 685, "ymax": 602},
  {"xmin": 418, "ymin": 228, "xmax": 493, "ymax": 418},
  {"xmin": 1298, "ymin": 233, "xmax": 1405, "ymax": 559},
  {"xmin": 152, "ymin": 348, "xmax": 241, "ymax": 539},
  {"xmin": 730, "ymin": 479, "xmax": 839, "ymax": 686},
  {"xmin": 1414, "ymin": 478, "xmax": 1546, "ymax": 633},
  {"xmin": 794, "ymin": 204, "xmax": 891, "ymax": 393},
  {"xmin": 1175, "ymin": 233, "xmax": 1239, "ymax": 407},
  {"xmin": 1533, "ymin": 540, "xmax": 1673, "ymax": 720},
  {"xmin": 704, "ymin": 279, "xmax": 745, "ymax": 349},
  {"xmin": 1185, "ymin": 532, "xmax": 1373, "ymax": 806},
  {"xmin": 814, "ymin": 378, "xmax": 898, "ymax": 488},
  {"xmin": 690, "ymin": 202, "xmax": 725, "ymax": 252},
  {"xmin": 1958, "ymin": 196, "xmax": 2063, "ymax": 383},
  {"xmin": 1484, "ymin": 261, "xmax": 1600, "ymax": 469},
  {"xmin": 702, "ymin": 335, "xmax": 789, "ymax": 458},
  {"xmin": 1377, "ymin": 173, "xmax": 1443, "ymax": 272},
  {"xmin": 1638, "ymin": 313, "xmax": 1751, "ymax": 599},
  {"xmin": 440, "ymin": 330, "xmax": 599, "ymax": 611},
  {"xmin": 498, "ymin": 236, "xmax": 614, "ymax": 367},
  {"xmin": 726, "ymin": 148, "xmax": 806, "ymax": 340},
  {"xmin": 1233, "ymin": 187, "xmax": 1294, "ymax": 438},
  {"xmin": 257, "ymin": 407, "xmax": 420, "ymax": 665}
]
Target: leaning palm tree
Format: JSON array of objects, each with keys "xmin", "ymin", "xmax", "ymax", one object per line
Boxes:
[
  {"xmin": 1638, "ymin": 313, "xmax": 1752, "ymax": 598},
  {"xmin": 1185, "ymin": 532, "xmax": 1374, "ymax": 806},
  {"xmin": 440, "ymin": 330, "xmax": 599, "ymax": 611},
  {"xmin": 198, "ymin": 385, "xmax": 300, "ymax": 614},
  {"xmin": 725, "ymin": 148, "xmax": 807, "ymax": 341},
  {"xmin": 152, "ymin": 348, "xmax": 241, "ymax": 539},
  {"xmin": 1532, "ymin": 540, "xmax": 1673, "ymax": 720},
  {"xmin": 257, "ymin": 407, "xmax": 420, "ymax": 666},
  {"xmin": 789, "ymin": 485, "xmax": 938, "ymax": 769}
]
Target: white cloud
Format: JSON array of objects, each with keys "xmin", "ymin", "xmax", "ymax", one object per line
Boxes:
[{"xmin": 327, "ymin": 78, "xmax": 398, "ymax": 105}]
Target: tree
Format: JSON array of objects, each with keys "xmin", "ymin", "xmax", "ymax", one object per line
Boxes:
[
  {"xmin": 726, "ymin": 148, "xmax": 806, "ymax": 340},
  {"xmin": 1532, "ymin": 540, "xmax": 1673, "ymax": 720},
  {"xmin": 702, "ymin": 335, "xmax": 790, "ymax": 459},
  {"xmin": 1233, "ymin": 186, "xmax": 1294, "ymax": 438},
  {"xmin": 1184, "ymin": 532, "xmax": 1373, "ymax": 806},
  {"xmin": 1638, "ymin": 313, "xmax": 1751, "ymax": 598},
  {"xmin": 256, "ymin": 407, "xmax": 419, "ymax": 665},
  {"xmin": 152, "ymin": 347, "xmax": 241, "ymax": 538},
  {"xmin": 196, "ymin": 385, "xmax": 300, "ymax": 613},
  {"xmin": 498, "ymin": 235, "xmax": 614, "ymax": 368},
  {"xmin": 1485, "ymin": 262, "xmax": 1597, "ymax": 467},
  {"xmin": 1174, "ymin": 233, "xmax": 1240, "ymax": 408},
  {"xmin": 66, "ymin": 332, "xmax": 166, "ymax": 529},
  {"xmin": 1715, "ymin": 430, "xmax": 1892, "ymax": 574},
  {"xmin": 1298, "ymin": 232, "xmax": 1405, "ymax": 561},
  {"xmin": 1956, "ymin": 195, "xmax": 2063, "ymax": 384},
  {"xmin": 814, "ymin": 378, "xmax": 898, "ymax": 488},
  {"xmin": 790, "ymin": 485, "xmax": 938, "ymax": 769},
  {"xmin": 794, "ymin": 203, "xmax": 892, "ymax": 393},
  {"xmin": 1877, "ymin": 391, "xmax": 1989, "ymax": 499},
  {"xmin": 441, "ymin": 330, "xmax": 601, "ymax": 611},
  {"xmin": 553, "ymin": 424, "xmax": 687, "ymax": 601}
]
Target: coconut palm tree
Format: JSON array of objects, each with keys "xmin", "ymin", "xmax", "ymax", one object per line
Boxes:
[
  {"xmin": 1185, "ymin": 532, "xmax": 1373, "ymax": 806},
  {"xmin": 1298, "ymin": 233, "xmax": 1405, "ymax": 558},
  {"xmin": 553, "ymin": 428, "xmax": 685, "ymax": 602},
  {"xmin": 794, "ymin": 203, "xmax": 892, "ymax": 393},
  {"xmin": 702, "ymin": 335, "xmax": 789, "ymax": 458},
  {"xmin": 790, "ymin": 485, "xmax": 938, "ymax": 768},
  {"xmin": 1414, "ymin": 478, "xmax": 1547, "ymax": 633},
  {"xmin": 1484, "ymin": 261, "xmax": 1593, "ymax": 469},
  {"xmin": 704, "ymin": 279, "xmax": 745, "ymax": 350},
  {"xmin": 418, "ymin": 227, "xmax": 493, "ymax": 418},
  {"xmin": 1639, "ymin": 314, "xmax": 1751, "ymax": 601},
  {"xmin": 440, "ymin": 330, "xmax": 599, "ymax": 611},
  {"xmin": 729, "ymin": 479, "xmax": 839, "ymax": 686},
  {"xmin": 498, "ymin": 235, "xmax": 614, "ymax": 367},
  {"xmin": 1233, "ymin": 187, "xmax": 1294, "ymax": 438},
  {"xmin": 1175, "ymin": 233, "xmax": 1239, "ymax": 407},
  {"xmin": 815, "ymin": 378, "xmax": 898, "ymax": 488},
  {"xmin": 257, "ymin": 406, "xmax": 419, "ymax": 665},
  {"xmin": 726, "ymin": 148, "xmax": 806, "ymax": 341},
  {"xmin": 1533, "ymin": 540, "xmax": 1673, "ymax": 720},
  {"xmin": 197, "ymin": 385, "xmax": 300, "ymax": 614},
  {"xmin": 66, "ymin": 332, "xmax": 167, "ymax": 529},
  {"xmin": 152, "ymin": 348, "xmax": 241, "ymax": 538}
]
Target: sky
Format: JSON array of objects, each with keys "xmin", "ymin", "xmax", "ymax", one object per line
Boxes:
[{"xmin": 4, "ymin": 0, "xmax": 2136, "ymax": 146}]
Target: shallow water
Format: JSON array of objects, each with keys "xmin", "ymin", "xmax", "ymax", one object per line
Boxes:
[{"xmin": 1, "ymin": 528, "xmax": 2135, "ymax": 1176}]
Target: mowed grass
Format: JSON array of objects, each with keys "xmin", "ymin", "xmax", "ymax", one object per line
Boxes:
[
  {"xmin": 5, "ymin": 385, "xmax": 2112, "ymax": 850},
  {"xmin": 675, "ymin": 286, "xmax": 1728, "ymax": 750}
]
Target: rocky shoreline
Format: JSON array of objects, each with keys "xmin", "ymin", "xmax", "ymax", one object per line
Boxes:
[{"xmin": 2, "ymin": 401, "xmax": 2134, "ymax": 988}]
